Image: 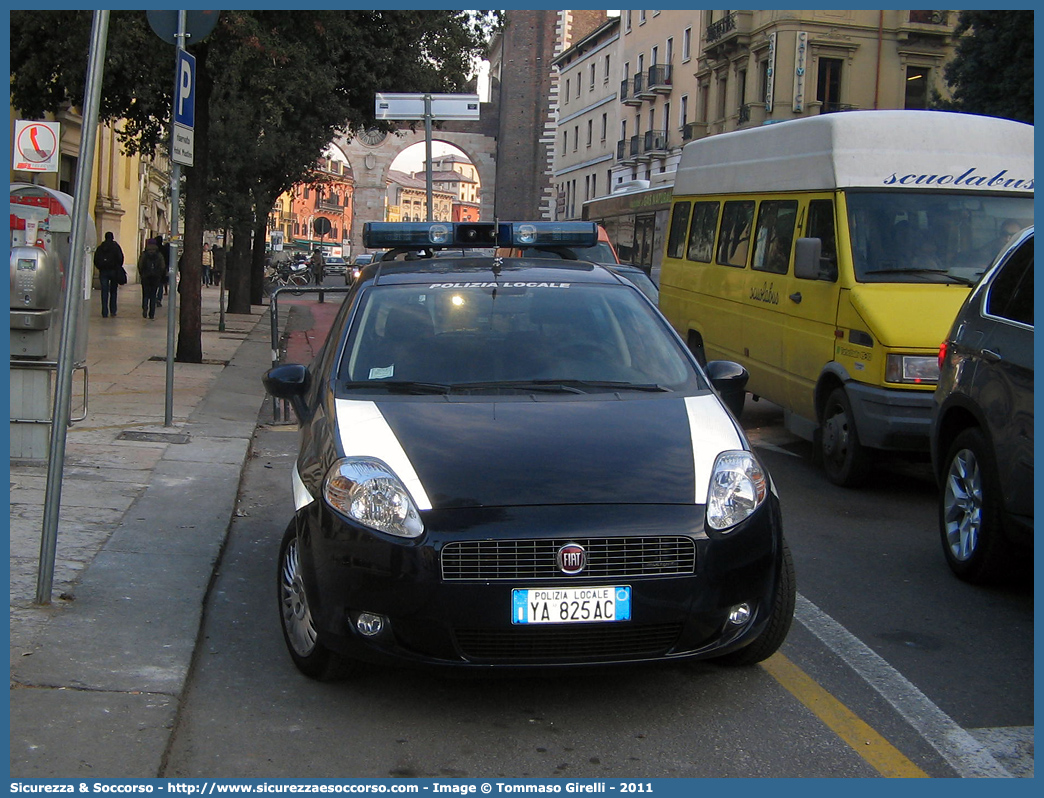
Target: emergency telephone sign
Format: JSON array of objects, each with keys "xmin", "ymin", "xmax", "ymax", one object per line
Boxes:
[{"xmin": 12, "ymin": 121, "xmax": 60, "ymax": 173}]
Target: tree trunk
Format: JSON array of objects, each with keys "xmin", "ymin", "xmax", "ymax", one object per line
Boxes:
[
  {"xmin": 226, "ymin": 219, "xmax": 254, "ymax": 314},
  {"xmin": 251, "ymin": 213, "xmax": 268, "ymax": 306}
]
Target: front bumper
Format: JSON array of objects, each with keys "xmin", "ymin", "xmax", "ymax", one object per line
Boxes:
[
  {"xmin": 293, "ymin": 499, "xmax": 784, "ymax": 669},
  {"xmin": 845, "ymin": 381, "xmax": 935, "ymax": 452}
]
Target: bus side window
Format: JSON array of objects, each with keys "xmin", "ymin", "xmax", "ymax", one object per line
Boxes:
[
  {"xmin": 717, "ymin": 200, "xmax": 755, "ymax": 267},
  {"xmin": 667, "ymin": 202, "xmax": 691, "ymax": 259},
  {"xmin": 686, "ymin": 201, "xmax": 720, "ymax": 263},
  {"xmin": 806, "ymin": 199, "xmax": 838, "ymax": 281},
  {"xmin": 751, "ymin": 200, "xmax": 798, "ymax": 275}
]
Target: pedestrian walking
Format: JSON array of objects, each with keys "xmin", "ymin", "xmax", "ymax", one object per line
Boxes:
[
  {"xmin": 212, "ymin": 245, "xmax": 225, "ymax": 287},
  {"xmin": 138, "ymin": 238, "xmax": 167, "ymax": 320},
  {"xmin": 201, "ymin": 243, "xmax": 214, "ymax": 286},
  {"xmin": 93, "ymin": 231, "xmax": 125, "ymax": 318},
  {"xmin": 310, "ymin": 247, "xmax": 325, "ymax": 285}
]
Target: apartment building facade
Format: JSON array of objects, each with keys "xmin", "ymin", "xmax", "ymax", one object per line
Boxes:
[
  {"xmin": 554, "ymin": 9, "xmax": 960, "ymax": 219},
  {"xmin": 551, "ymin": 16, "xmax": 621, "ymax": 220},
  {"xmin": 288, "ymin": 155, "xmax": 355, "ymax": 256},
  {"xmin": 385, "ymin": 170, "xmax": 455, "ymax": 223},
  {"xmin": 421, "ymin": 154, "xmax": 482, "ymax": 221}
]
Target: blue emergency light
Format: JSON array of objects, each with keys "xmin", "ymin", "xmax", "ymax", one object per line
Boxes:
[{"xmin": 362, "ymin": 221, "xmax": 598, "ymax": 250}]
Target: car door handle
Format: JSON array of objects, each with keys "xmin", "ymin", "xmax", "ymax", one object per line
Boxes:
[
  {"xmin": 981, "ymin": 348, "xmax": 1002, "ymax": 363},
  {"xmin": 789, "ymin": 292, "xmax": 802, "ymax": 304}
]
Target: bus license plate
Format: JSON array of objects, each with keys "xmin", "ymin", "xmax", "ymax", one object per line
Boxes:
[{"xmin": 511, "ymin": 586, "xmax": 631, "ymax": 625}]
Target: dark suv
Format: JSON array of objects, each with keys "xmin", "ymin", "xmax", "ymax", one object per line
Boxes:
[{"xmin": 931, "ymin": 227, "xmax": 1033, "ymax": 583}]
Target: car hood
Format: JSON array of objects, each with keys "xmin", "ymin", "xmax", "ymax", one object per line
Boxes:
[{"xmin": 331, "ymin": 395, "xmax": 744, "ymax": 509}]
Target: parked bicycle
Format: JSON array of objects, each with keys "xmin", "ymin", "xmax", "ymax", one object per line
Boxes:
[{"xmin": 263, "ymin": 260, "xmax": 311, "ymax": 297}]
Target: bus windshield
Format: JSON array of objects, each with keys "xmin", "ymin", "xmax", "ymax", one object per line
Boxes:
[{"xmin": 846, "ymin": 192, "xmax": 1033, "ymax": 285}]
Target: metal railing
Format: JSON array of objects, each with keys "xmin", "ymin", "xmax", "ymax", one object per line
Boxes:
[
  {"xmin": 267, "ymin": 284, "xmax": 353, "ymax": 422},
  {"xmin": 9, "ymin": 360, "xmax": 89, "ymax": 424},
  {"xmin": 706, "ymin": 12, "xmax": 737, "ymax": 43}
]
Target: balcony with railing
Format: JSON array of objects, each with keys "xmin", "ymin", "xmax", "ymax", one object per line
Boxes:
[
  {"xmin": 621, "ymin": 75, "xmax": 641, "ymax": 106},
  {"xmin": 682, "ymin": 121, "xmax": 709, "ymax": 142},
  {"xmin": 818, "ymin": 102, "xmax": 859, "ymax": 115},
  {"xmin": 703, "ymin": 10, "xmax": 752, "ymax": 58},
  {"xmin": 645, "ymin": 64, "xmax": 673, "ymax": 97},
  {"xmin": 616, "ymin": 136, "xmax": 641, "ymax": 164},
  {"xmin": 642, "ymin": 130, "xmax": 669, "ymax": 159},
  {"xmin": 899, "ymin": 10, "xmax": 953, "ymax": 41}
]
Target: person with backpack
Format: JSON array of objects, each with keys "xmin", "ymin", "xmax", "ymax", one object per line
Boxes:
[
  {"xmin": 310, "ymin": 247, "xmax": 325, "ymax": 285},
  {"xmin": 93, "ymin": 231, "xmax": 125, "ymax": 318},
  {"xmin": 138, "ymin": 238, "xmax": 167, "ymax": 319}
]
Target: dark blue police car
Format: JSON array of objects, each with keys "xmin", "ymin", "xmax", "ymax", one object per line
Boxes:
[{"xmin": 264, "ymin": 221, "xmax": 795, "ymax": 679}]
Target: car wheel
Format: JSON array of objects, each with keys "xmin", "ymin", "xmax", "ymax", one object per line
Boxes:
[
  {"xmin": 819, "ymin": 387, "xmax": 872, "ymax": 487},
  {"xmin": 712, "ymin": 539, "xmax": 796, "ymax": 666},
  {"xmin": 277, "ymin": 522, "xmax": 354, "ymax": 680},
  {"xmin": 939, "ymin": 428, "xmax": 1008, "ymax": 584}
]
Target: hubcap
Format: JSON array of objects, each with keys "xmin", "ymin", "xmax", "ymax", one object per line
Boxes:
[
  {"xmin": 280, "ymin": 536, "xmax": 318, "ymax": 657},
  {"xmin": 942, "ymin": 447, "xmax": 982, "ymax": 562},
  {"xmin": 822, "ymin": 405, "xmax": 849, "ymax": 464}
]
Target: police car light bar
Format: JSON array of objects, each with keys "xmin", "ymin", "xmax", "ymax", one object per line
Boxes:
[{"xmin": 362, "ymin": 222, "xmax": 598, "ymax": 250}]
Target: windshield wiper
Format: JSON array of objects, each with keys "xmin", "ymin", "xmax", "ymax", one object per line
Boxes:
[
  {"xmin": 341, "ymin": 380, "xmax": 452, "ymax": 394},
  {"xmin": 450, "ymin": 379, "xmax": 670, "ymax": 394},
  {"xmin": 865, "ymin": 268, "xmax": 974, "ymax": 285}
]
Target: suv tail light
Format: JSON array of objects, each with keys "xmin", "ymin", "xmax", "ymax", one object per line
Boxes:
[{"xmin": 938, "ymin": 340, "xmax": 949, "ymax": 371}]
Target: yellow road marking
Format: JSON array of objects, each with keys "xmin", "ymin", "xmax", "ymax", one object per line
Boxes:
[{"xmin": 762, "ymin": 652, "xmax": 929, "ymax": 778}]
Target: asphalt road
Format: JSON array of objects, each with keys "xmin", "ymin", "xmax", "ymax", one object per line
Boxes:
[{"xmin": 161, "ymin": 393, "xmax": 1032, "ymax": 779}]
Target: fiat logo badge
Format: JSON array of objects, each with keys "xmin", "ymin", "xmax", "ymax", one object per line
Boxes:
[{"xmin": 557, "ymin": 543, "xmax": 586, "ymax": 575}]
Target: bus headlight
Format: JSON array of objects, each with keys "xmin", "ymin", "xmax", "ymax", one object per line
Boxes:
[{"xmin": 885, "ymin": 354, "xmax": 939, "ymax": 385}]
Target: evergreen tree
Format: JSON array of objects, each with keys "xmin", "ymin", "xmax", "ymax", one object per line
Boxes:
[{"xmin": 938, "ymin": 10, "xmax": 1033, "ymax": 124}]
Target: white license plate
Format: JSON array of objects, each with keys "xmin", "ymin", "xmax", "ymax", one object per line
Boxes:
[{"xmin": 511, "ymin": 586, "xmax": 631, "ymax": 625}]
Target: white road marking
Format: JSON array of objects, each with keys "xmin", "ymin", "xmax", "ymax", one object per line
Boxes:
[{"xmin": 795, "ymin": 594, "xmax": 1016, "ymax": 778}]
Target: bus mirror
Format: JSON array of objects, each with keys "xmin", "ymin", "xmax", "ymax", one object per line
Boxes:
[{"xmin": 795, "ymin": 237, "xmax": 836, "ymax": 281}]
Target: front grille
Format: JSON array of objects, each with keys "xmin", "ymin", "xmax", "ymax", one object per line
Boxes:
[
  {"xmin": 455, "ymin": 623, "xmax": 682, "ymax": 661},
  {"xmin": 441, "ymin": 537, "xmax": 695, "ymax": 581}
]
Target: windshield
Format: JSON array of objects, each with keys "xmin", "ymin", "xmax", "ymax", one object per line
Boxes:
[
  {"xmin": 847, "ymin": 192, "xmax": 1033, "ymax": 284},
  {"xmin": 339, "ymin": 283, "xmax": 699, "ymax": 393}
]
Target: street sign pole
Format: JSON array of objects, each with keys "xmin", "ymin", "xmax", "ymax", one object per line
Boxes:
[
  {"xmin": 164, "ymin": 11, "xmax": 188, "ymax": 427},
  {"xmin": 424, "ymin": 94, "xmax": 433, "ymax": 221},
  {"xmin": 37, "ymin": 10, "xmax": 109, "ymax": 603},
  {"xmin": 374, "ymin": 93, "xmax": 480, "ymax": 224}
]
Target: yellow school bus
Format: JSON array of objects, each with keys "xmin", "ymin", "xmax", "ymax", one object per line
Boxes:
[{"xmin": 659, "ymin": 111, "xmax": 1033, "ymax": 486}]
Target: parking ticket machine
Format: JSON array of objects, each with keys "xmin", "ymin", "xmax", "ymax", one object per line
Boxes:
[{"xmin": 10, "ymin": 183, "xmax": 93, "ymax": 460}]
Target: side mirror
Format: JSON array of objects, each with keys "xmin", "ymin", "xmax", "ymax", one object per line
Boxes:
[
  {"xmin": 794, "ymin": 237, "xmax": 837, "ymax": 282},
  {"xmin": 705, "ymin": 360, "xmax": 749, "ymax": 418},
  {"xmin": 263, "ymin": 363, "xmax": 311, "ymax": 421}
]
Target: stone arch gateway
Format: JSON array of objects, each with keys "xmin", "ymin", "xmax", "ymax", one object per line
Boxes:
[{"xmin": 332, "ymin": 103, "xmax": 499, "ymax": 254}]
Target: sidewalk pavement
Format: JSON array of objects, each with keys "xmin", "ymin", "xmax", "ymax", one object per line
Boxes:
[{"xmin": 9, "ymin": 282, "xmax": 282, "ymax": 778}]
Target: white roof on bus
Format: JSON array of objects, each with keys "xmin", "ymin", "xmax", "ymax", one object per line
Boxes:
[{"xmin": 674, "ymin": 111, "xmax": 1034, "ymax": 196}]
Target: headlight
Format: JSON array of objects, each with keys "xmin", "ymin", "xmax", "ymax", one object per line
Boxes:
[
  {"xmin": 706, "ymin": 451, "xmax": 768, "ymax": 532},
  {"xmin": 885, "ymin": 354, "xmax": 939, "ymax": 385},
  {"xmin": 323, "ymin": 457, "xmax": 424, "ymax": 538}
]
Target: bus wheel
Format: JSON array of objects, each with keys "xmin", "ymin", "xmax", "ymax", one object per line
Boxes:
[{"xmin": 819, "ymin": 387, "xmax": 872, "ymax": 487}]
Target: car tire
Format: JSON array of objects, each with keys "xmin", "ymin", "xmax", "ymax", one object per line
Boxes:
[
  {"xmin": 819, "ymin": 387, "xmax": 872, "ymax": 487},
  {"xmin": 939, "ymin": 428, "xmax": 1009, "ymax": 584},
  {"xmin": 712, "ymin": 539, "xmax": 796, "ymax": 667},
  {"xmin": 277, "ymin": 522, "xmax": 354, "ymax": 681}
]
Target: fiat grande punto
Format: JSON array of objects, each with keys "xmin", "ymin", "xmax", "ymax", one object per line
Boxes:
[{"xmin": 263, "ymin": 221, "xmax": 795, "ymax": 679}]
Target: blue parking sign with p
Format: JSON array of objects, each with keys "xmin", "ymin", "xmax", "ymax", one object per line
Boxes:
[{"xmin": 174, "ymin": 50, "xmax": 196, "ymax": 128}]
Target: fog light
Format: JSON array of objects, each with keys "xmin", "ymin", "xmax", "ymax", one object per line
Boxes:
[
  {"xmin": 727, "ymin": 603, "xmax": 752, "ymax": 626},
  {"xmin": 356, "ymin": 612, "xmax": 385, "ymax": 636}
]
